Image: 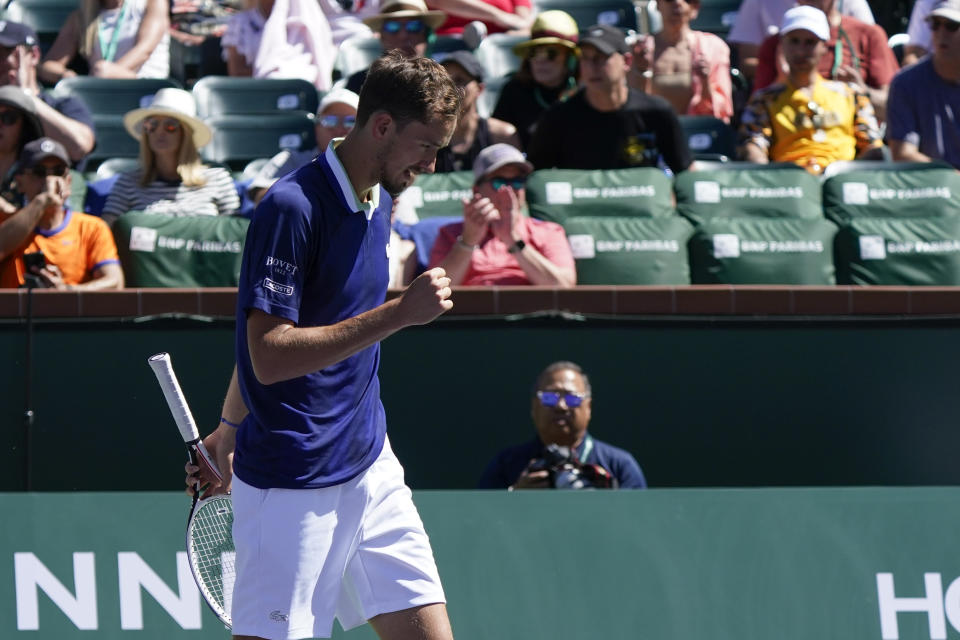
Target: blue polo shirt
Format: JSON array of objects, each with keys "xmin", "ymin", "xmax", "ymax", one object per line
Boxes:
[{"xmin": 234, "ymin": 142, "xmax": 392, "ymax": 489}]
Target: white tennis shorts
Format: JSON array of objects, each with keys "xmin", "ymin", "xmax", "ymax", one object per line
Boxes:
[{"xmin": 230, "ymin": 437, "xmax": 446, "ymax": 639}]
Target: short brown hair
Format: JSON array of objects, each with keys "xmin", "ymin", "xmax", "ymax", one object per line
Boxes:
[{"xmin": 356, "ymin": 51, "xmax": 462, "ymax": 129}]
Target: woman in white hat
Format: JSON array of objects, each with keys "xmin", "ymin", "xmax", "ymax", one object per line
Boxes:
[
  {"xmin": 101, "ymin": 88, "xmax": 239, "ymax": 224},
  {"xmin": 491, "ymin": 10, "xmax": 580, "ymax": 150}
]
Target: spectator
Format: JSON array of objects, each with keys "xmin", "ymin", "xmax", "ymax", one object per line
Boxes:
[
  {"xmin": 754, "ymin": 0, "xmax": 899, "ymax": 121},
  {"xmin": 102, "ymin": 88, "xmax": 240, "ymax": 224},
  {"xmin": 491, "ymin": 10, "xmax": 580, "ymax": 150},
  {"xmin": 887, "ymin": 0, "xmax": 960, "ymax": 170},
  {"xmin": 221, "ymin": 0, "xmax": 335, "ymax": 90},
  {"xmin": 478, "ymin": 361, "xmax": 647, "ymax": 490},
  {"xmin": 629, "ymin": 0, "xmax": 734, "ymax": 122},
  {"xmin": 0, "ymin": 138, "xmax": 123, "ymax": 290},
  {"xmin": 0, "ymin": 22, "xmax": 95, "ymax": 167},
  {"xmin": 738, "ymin": 6, "xmax": 883, "ymax": 174},
  {"xmin": 727, "ymin": 0, "xmax": 873, "ymax": 81},
  {"xmin": 429, "ymin": 143, "xmax": 576, "ymax": 286},
  {"xmin": 527, "ymin": 24, "xmax": 693, "ymax": 174},
  {"xmin": 426, "ymin": 0, "xmax": 532, "ymax": 37},
  {"xmin": 345, "ymin": 0, "xmax": 447, "ymax": 93},
  {"xmin": 435, "ymin": 51, "xmax": 519, "ymax": 172},
  {"xmin": 39, "ymin": 0, "xmax": 170, "ymax": 82},
  {"xmin": 0, "ymin": 86, "xmax": 44, "ymax": 215},
  {"xmin": 247, "ymin": 88, "xmax": 360, "ymax": 204},
  {"xmin": 319, "ymin": 0, "xmax": 381, "ymax": 46},
  {"xmin": 904, "ymin": 0, "xmax": 937, "ymax": 65}
]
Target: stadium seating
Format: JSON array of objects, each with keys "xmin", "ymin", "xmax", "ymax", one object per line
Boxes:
[
  {"xmin": 200, "ymin": 112, "xmax": 316, "ymax": 171},
  {"xmin": 531, "ymin": 0, "xmax": 638, "ymax": 32},
  {"xmin": 565, "ymin": 215, "xmax": 695, "ymax": 284},
  {"xmin": 394, "ymin": 171, "xmax": 473, "ymax": 220},
  {"xmin": 678, "ymin": 115, "xmax": 737, "ymax": 161},
  {"xmin": 53, "ymin": 78, "xmax": 183, "ymax": 166},
  {"xmin": 192, "ymin": 76, "xmax": 320, "ymax": 119},
  {"xmin": 676, "ymin": 164, "xmax": 837, "ymax": 284},
  {"xmin": 526, "ymin": 167, "xmax": 675, "ymax": 224},
  {"xmin": 822, "ymin": 162, "xmax": 960, "ymax": 285},
  {"xmin": 689, "ymin": 0, "xmax": 741, "ymax": 37},
  {"xmin": 94, "ymin": 157, "xmax": 139, "ymax": 180},
  {"xmin": 112, "ymin": 211, "xmax": 249, "ymax": 287},
  {"xmin": 474, "ymin": 33, "xmax": 525, "ymax": 80},
  {"xmin": 2, "ymin": 0, "xmax": 76, "ymax": 53},
  {"xmin": 333, "ymin": 36, "xmax": 382, "ymax": 81}
]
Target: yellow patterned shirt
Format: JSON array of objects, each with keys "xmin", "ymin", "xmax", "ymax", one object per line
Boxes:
[{"xmin": 738, "ymin": 74, "xmax": 882, "ymax": 173}]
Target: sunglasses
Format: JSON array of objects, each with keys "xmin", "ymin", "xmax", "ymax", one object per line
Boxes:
[
  {"xmin": 928, "ymin": 17, "xmax": 960, "ymax": 32},
  {"xmin": 318, "ymin": 114, "xmax": 356, "ymax": 128},
  {"xmin": 382, "ymin": 19, "xmax": 425, "ymax": 34},
  {"xmin": 537, "ymin": 390, "xmax": 587, "ymax": 408},
  {"xmin": 0, "ymin": 110, "xmax": 22, "ymax": 126},
  {"xmin": 143, "ymin": 118, "xmax": 181, "ymax": 134},
  {"xmin": 528, "ymin": 46, "xmax": 562, "ymax": 62},
  {"xmin": 489, "ymin": 177, "xmax": 527, "ymax": 190},
  {"xmin": 29, "ymin": 163, "xmax": 69, "ymax": 178}
]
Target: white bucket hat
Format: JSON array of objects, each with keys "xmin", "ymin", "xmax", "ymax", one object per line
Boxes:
[{"xmin": 123, "ymin": 88, "xmax": 212, "ymax": 148}]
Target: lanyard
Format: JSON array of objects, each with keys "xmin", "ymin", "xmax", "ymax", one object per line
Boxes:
[
  {"xmin": 576, "ymin": 435, "xmax": 594, "ymax": 464},
  {"xmin": 830, "ymin": 26, "xmax": 861, "ymax": 79},
  {"xmin": 98, "ymin": 0, "xmax": 129, "ymax": 63}
]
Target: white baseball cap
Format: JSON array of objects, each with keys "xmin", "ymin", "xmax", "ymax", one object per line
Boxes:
[
  {"xmin": 929, "ymin": 0, "xmax": 960, "ymax": 24},
  {"xmin": 779, "ymin": 5, "xmax": 831, "ymax": 41}
]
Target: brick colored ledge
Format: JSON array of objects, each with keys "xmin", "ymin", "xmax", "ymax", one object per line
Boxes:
[{"xmin": 3, "ymin": 286, "xmax": 960, "ymax": 319}]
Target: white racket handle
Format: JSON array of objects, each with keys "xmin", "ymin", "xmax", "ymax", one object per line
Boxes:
[{"xmin": 148, "ymin": 352, "xmax": 223, "ymax": 482}]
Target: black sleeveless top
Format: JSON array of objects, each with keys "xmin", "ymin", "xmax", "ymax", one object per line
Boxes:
[{"xmin": 434, "ymin": 118, "xmax": 493, "ymax": 173}]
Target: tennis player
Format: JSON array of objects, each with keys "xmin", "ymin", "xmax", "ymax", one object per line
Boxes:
[{"xmin": 185, "ymin": 52, "xmax": 461, "ymax": 640}]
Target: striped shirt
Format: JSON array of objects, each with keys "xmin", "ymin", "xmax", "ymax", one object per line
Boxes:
[{"xmin": 102, "ymin": 167, "xmax": 240, "ymax": 218}]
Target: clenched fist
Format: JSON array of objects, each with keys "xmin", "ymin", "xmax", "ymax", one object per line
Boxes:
[{"xmin": 396, "ymin": 267, "xmax": 454, "ymax": 326}]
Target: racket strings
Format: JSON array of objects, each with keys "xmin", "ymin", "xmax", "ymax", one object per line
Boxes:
[{"xmin": 188, "ymin": 498, "xmax": 235, "ymax": 619}]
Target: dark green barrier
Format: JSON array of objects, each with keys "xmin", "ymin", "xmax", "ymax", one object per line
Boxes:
[
  {"xmin": 4, "ymin": 315, "xmax": 960, "ymax": 492},
  {"xmin": 2, "ymin": 489, "xmax": 959, "ymax": 639}
]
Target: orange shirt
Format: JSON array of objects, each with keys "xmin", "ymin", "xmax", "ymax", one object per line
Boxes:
[{"xmin": 0, "ymin": 209, "xmax": 120, "ymax": 288}]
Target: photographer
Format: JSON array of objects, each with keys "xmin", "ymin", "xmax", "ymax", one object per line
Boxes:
[
  {"xmin": 478, "ymin": 361, "xmax": 647, "ymax": 490},
  {"xmin": 0, "ymin": 138, "xmax": 123, "ymax": 289}
]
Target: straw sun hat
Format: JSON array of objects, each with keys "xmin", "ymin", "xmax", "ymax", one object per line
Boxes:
[
  {"xmin": 123, "ymin": 88, "xmax": 212, "ymax": 149},
  {"xmin": 512, "ymin": 10, "xmax": 579, "ymax": 56},
  {"xmin": 362, "ymin": 0, "xmax": 446, "ymax": 32}
]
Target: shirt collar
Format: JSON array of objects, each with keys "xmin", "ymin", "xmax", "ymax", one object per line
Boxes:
[{"xmin": 325, "ymin": 138, "xmax": 379, "ymax": 221}]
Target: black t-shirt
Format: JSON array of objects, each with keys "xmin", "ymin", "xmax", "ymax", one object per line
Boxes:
[
  {"xmin": 491, "ymin": 76, "xmax": 565, "ymax": 152},
  {"xmin": 526, "ymin": 88, "xmax": 692, "ymax": 174}
]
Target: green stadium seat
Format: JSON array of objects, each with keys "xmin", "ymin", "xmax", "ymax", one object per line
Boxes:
[
  {"xmin": 113, "ymin": 211, "xmax": 249, "ymax": 287},
  {"xmin": 87, "ymin": 114, "xmax": 140, "ymax": 163},
  {"xmin": 201, "ymin": 112, "xmax": 315, "ymax": 171},
  {"xmin": 4, "ymin": 0, "xmax": 78, "ymax": 53},
  {"xmin": 565, "ymin": 215, "xmax": 695, "ymax": 284},
  {"xmin": 333, "ymin": 36, "xmax": 382, "ymax": 80},
  {"xmin": 95, "ymin": 157, "xmax": 140, "ymax": 180},
  {"xmin": 678, "ymin": 115, "xmax": 736, "ymax": 160},
  {"xmin": 526, "ymin": 167, "xmax": 675, "ymax": 224},
  {"xmin": 53, "ymin": 77, "xmax": 182, "ymax": 115},
  {"xmin": 395, "ymin": 171, "xmax": 474, "ymax": 220},
  {"xmin": 67, "ymin": 169, "xmax": 86, "ymax": 213},
  {"xmin": 688, "ymin": 217, "xmax": 839, "ymax": 284},
  {"xmin": 532, "ymin": 0, "xmax": 638, "ymax": 32},
  {"xmin": 674, "ymin": 164, "xmax": 823, "ymax": 224},
  {"xmin": 474, "ymin": 33, "xmax": 526, "ymax": 79},
  {"xmin": 192, "ymin": 76, "xmax": 320, "ymax": 119},
  {"xmin": 689, "ymin": 0, "xmax": 740, "ymax": 36},
  {"xmin": 477, "ymin": 74, "xmax": 507, "ymax": 119},
  {"xmin": 822, "ymin": 162, "xmax": 960, "ymax": 285}
]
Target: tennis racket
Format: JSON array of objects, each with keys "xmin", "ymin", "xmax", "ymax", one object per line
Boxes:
[{"xmin": 148, "ymin": 352, "xmax": 234, "ymax": 628}]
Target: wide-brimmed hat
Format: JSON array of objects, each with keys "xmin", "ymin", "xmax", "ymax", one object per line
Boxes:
[
  {"xmin": 513, "ymin": 10, "xmax": 579, "ymax": 56},
  {"xmin": 362, "ymin": 0, "xmax": 446, "ymax": 32},
  {"xmin": 123, "ymin": 87, "xmax": 212, "ymax": 148},
  {"xmin": 0, "ymin": 86, "xmax": 43, "ymax": 143}
]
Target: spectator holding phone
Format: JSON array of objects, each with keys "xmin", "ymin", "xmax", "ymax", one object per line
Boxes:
[{"xmin": 0, "ymin": 138, "xmax": 123, "ymax": 289}]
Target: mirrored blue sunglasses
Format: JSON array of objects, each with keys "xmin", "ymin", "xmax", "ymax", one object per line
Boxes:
[
  {"xmin": 536, "ymin": 390, "xmax": 587, "ymax": 408},
  {"xmin": 382, "ymin": 19, "xmax": 425, "ymax": 34},
  {"xmin": 490, "ymin": 177, "xmax": 527, "ymax": 190},
  {"xmin": 318, "ymin": 114, "xmax": 356, "ymax": 128}
]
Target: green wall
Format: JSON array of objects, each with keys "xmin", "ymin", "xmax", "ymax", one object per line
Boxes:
[
  {"xmin": 3, "ymin": 489, "xmax": 960, "ymax": 639},
  {"xmin": 3, "ymin": 315, "xmax": 960, "ymax": 491}
]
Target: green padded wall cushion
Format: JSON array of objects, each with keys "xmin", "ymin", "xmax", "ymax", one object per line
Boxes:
[
  {"xmin": 689, "ymin": 217, "xmax": 838, "ymax": 284},
  {"xmin": 835, "ymin": 216, "xmax": 960, "ymax": 285},
  {"xmin": 675, "ymin": 165, "xmax": 823, "ymax": 223},
  {"xmin": 822, "ymin": 165, "xmax": 960, "ymax": 225},
  {"xmin": 397, "ymin": 171, "xmax": 474, "ymax": 219},
  {"xmin": 113, "ymin": 211, "xmax": 249, "ymax": 288},
  {"xmin": 526, "ymin": 167, "xmax": 675, "ymax": 223},
  {"xmin": 564, "ymin": 215, "xmax": 695, "ymax": 285}
]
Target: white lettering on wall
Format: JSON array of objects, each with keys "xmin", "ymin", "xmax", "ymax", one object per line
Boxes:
[
  {"xmin": 15, "ymin": 552, "xmax": 98, "ymax": 630},
  {"xmin": 118, "ymin": 552, "xmax": 201, "ymax": 630}
]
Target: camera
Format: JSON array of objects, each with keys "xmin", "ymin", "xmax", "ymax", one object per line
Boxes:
[{"xmin": 527, "ymin": 444, "xmax": 617, "ymax": 490}]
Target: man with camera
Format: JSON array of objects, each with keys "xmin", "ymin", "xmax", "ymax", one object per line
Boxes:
[
  {"xmin": 478, "ymin": 361, "xmax": 647, "ymax": 490},
  {"xmin": 0, "ymin": 138, "xmax": 123, "ymax": 290}
]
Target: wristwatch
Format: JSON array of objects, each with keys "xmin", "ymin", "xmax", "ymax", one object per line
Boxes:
[{"xmin": 507, "ymin": 239, "xmax": 526, "ymax": 254}]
